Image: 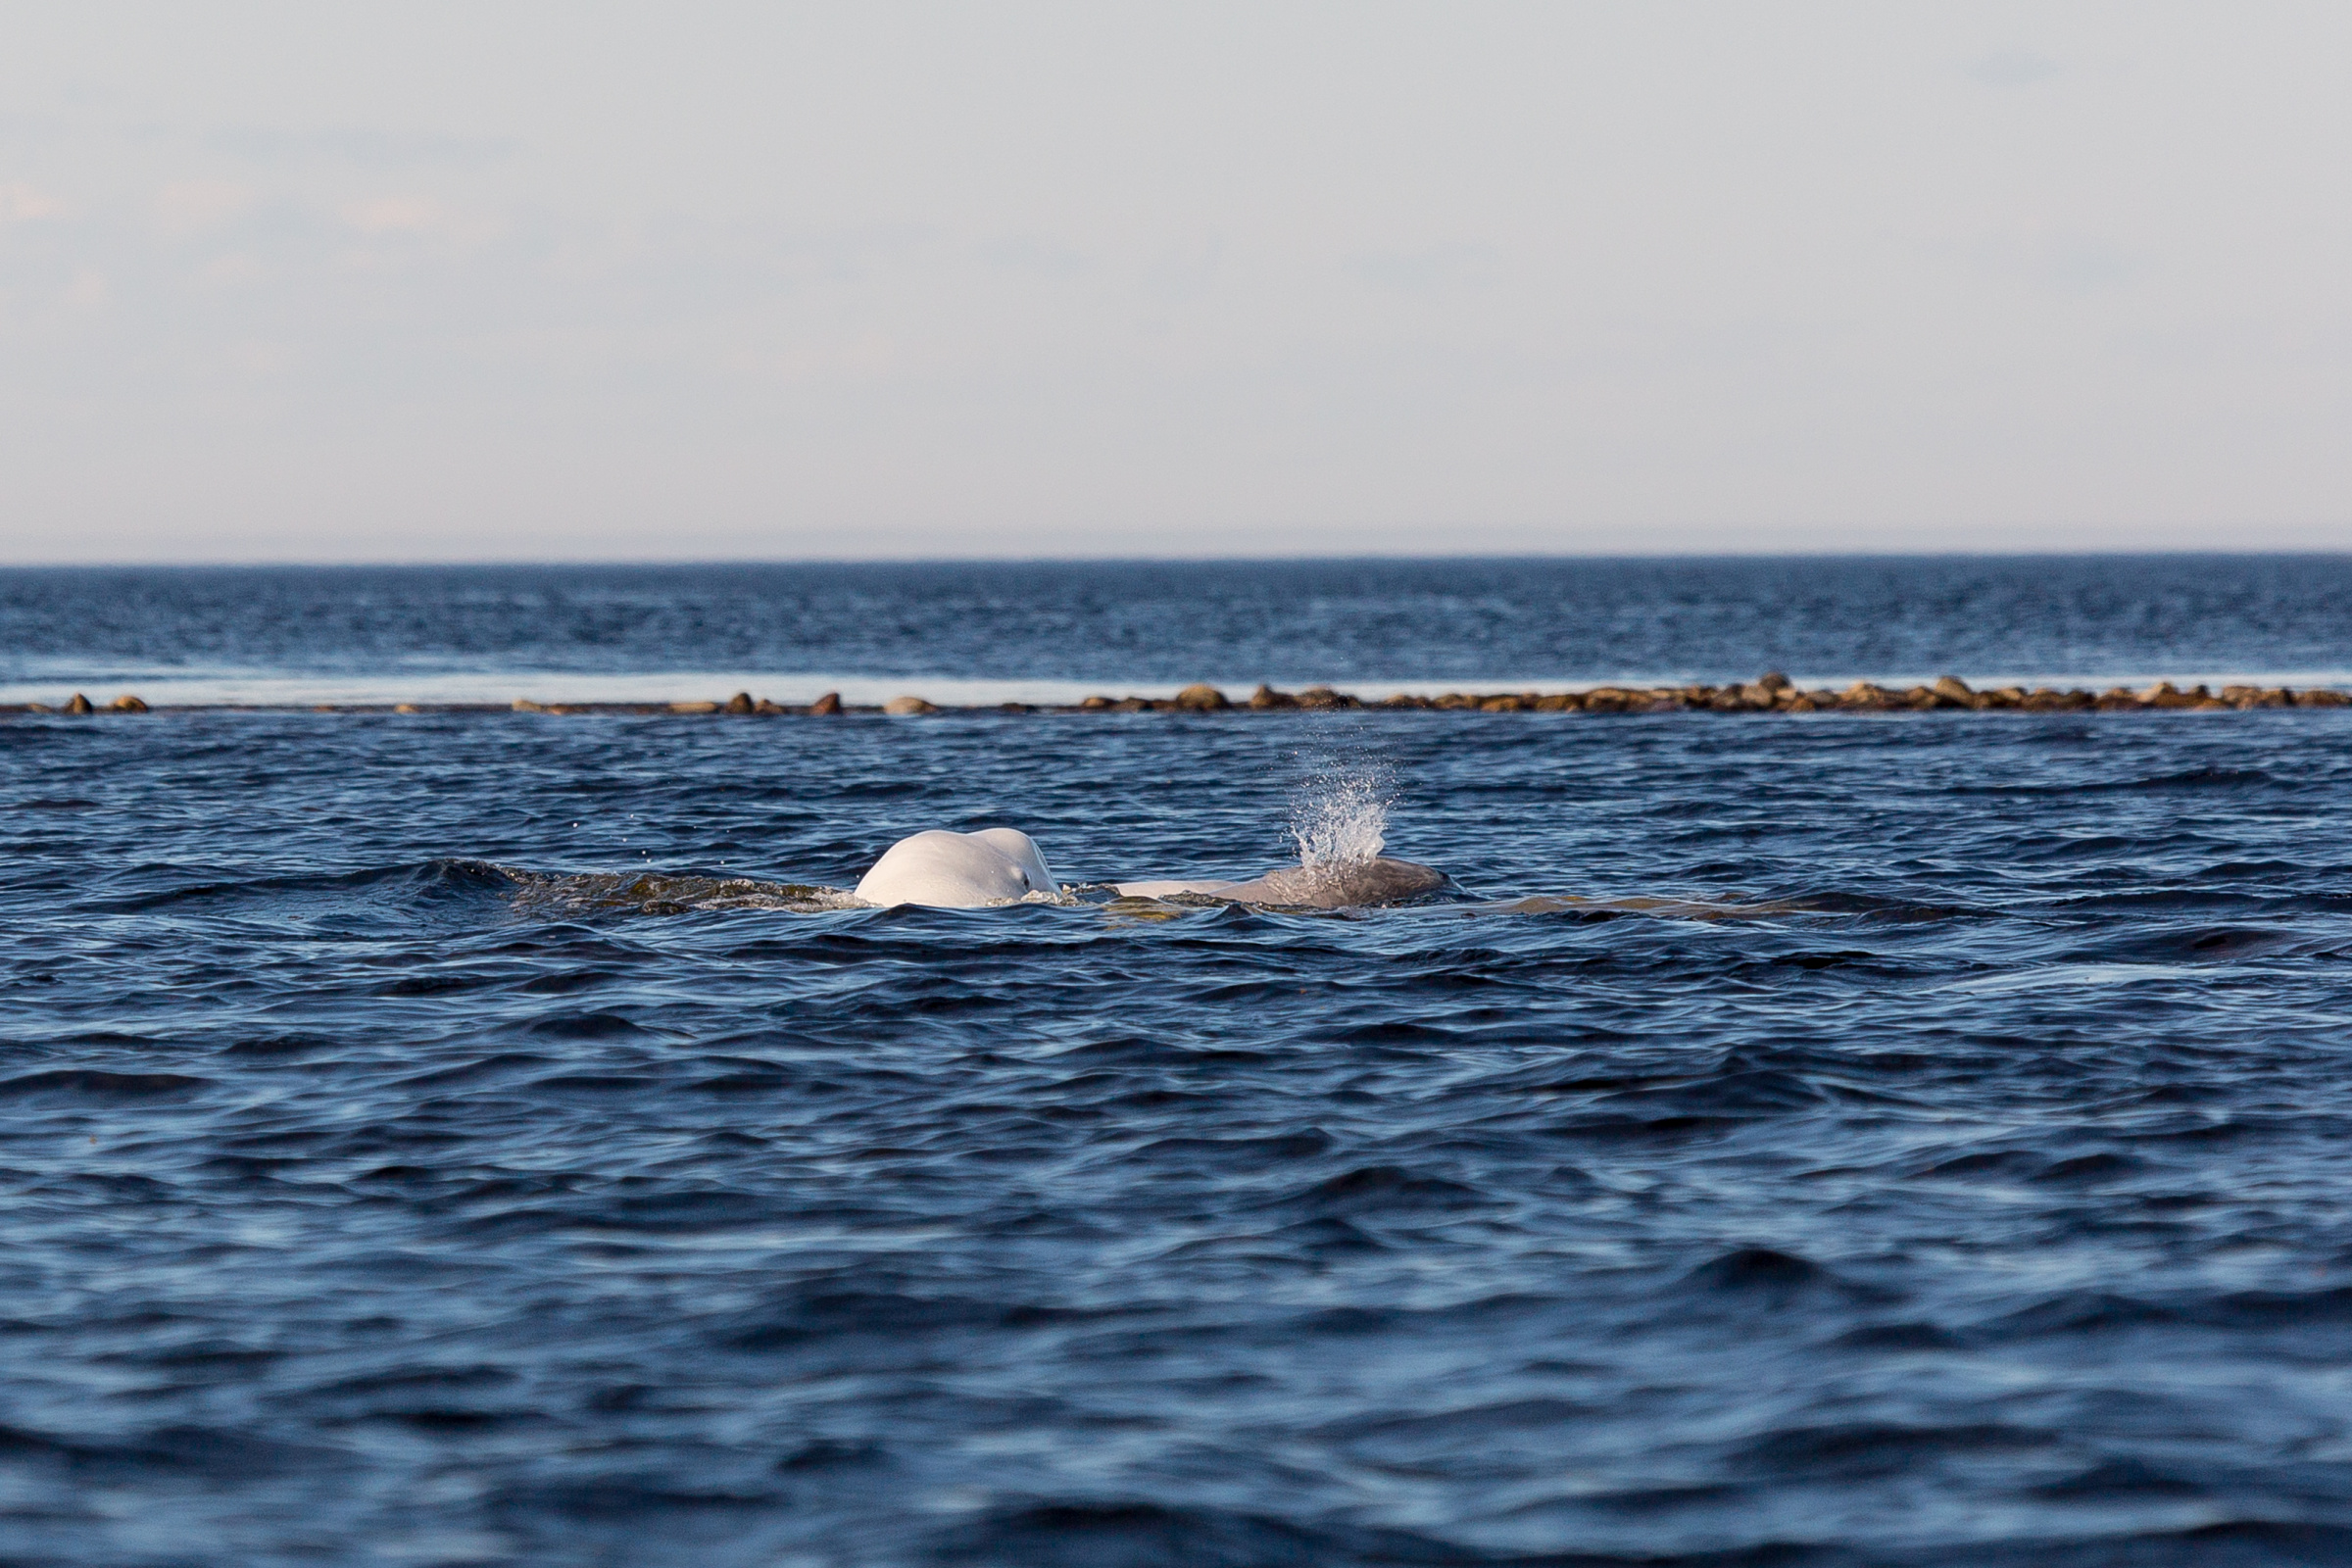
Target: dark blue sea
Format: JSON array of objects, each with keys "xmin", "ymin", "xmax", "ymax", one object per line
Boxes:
[{"xmin": 7, "ymin": 556, "xmax": 2352, "ymax": 1567}]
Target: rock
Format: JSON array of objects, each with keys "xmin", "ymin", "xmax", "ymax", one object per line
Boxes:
[
  {"xmin": 669, "ymin": 700, "xmax": 721, "ymax": 714},
  {"xmin": 1756, "ymin": 671, "xmax": 1792, "ymax": 693},
  {"xmin": 809, "ymin": 692, "xmax": 843, "ymax": 715},
  {"xmin": 66, "ymin": 693, "xmax": 94, "ymax": 714},
  {"xmin": 883, "ymin": 695, "xmax": 937, "ymax": 715},
  {"xmin": 1173, "ymin": 683, "xmax": 1229, "ymax": 710},
  {"xmin": 2136, "ymin": 681, "xmax": 2204, "ymax": 709},
  {"xmin": 1478, "ymin": 695, "xmax": 1524, "ymax": 711},
  {"xmin": 1249, "ymin": 685, "xmax": 1298, "ymax": 710},
  {"xmin": 1932, "ymin": 675, "xmax": 1976, "ymax": 706},
  {"xmin": 2096, "ymin": 689, "xmax": 2142, "ymax": 710},
  {"xmin": 1534, "ymin": 692, "xmax": 1577, "ymax": 711},
  {"xmin": 1079, "ymin": 696, "xmax": 1115, "ymax": 710},
  {"xmin": 1382, "ymin": 693, "xmax": 1431, "ymax": 708},
  {"xmin": 110, "ymin": 694, "xmax": 148, "ymax": 712},
  {"xmin": 1904, "ymin": 686, "xmax": 1942, "ymax": 710},
  {"xmin": 724, "ymin": 691, "xmax": 756, "ymax": 714},
  {"xmin": 1111, "ymin": 697, "xmax": 1151, "ymax": 712},
  {"xmin": 1296, "ymin": 685, "xmax": 1354, "ymax": 709},
  {"xmin": 393, "ymin": 704, "xmax": 420, "ymax": 714},
  {"xmin": 1434, "ymin": 693, "xmax": 1475, "ymax": 710},
  {"xmin": 1785, "ymin": 694, "xmax": 1819, "ymax": 711},
  {"xmin": 2298, "ymin": 689, "xmax": 2351, "ymax": 707},
  {"xmin": 755, "ymin": 699, "xmax": 786, "ymax": 714}
]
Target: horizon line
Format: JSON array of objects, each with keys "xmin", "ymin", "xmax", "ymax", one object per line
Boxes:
[{"xmin": 4, "ymin": 547, "xmax": 2351, "ymax": 571}]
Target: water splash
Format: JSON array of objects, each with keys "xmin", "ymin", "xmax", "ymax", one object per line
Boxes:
[{"xmin": 1290, "ymin": 761, "xmax": 1394, "ymax": 868}]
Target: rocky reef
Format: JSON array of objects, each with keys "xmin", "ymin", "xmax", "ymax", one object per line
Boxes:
[{"xmin": 12, "ymin": 672, "xmax": 2348, "ymax": 718}]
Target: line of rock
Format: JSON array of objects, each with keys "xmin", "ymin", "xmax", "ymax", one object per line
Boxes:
[{"xmin": 16, "ymin": 672, "xmax": 2348, "ymax": 717}]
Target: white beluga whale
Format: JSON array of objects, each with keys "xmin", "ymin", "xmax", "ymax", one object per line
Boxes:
[{"xmin": 853, "ymin": 828, "xmax": 1058, "ymax": 908}]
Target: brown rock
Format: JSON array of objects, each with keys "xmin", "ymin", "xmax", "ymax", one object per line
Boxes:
[
  {"xmin": 755, "ymin": 699, "xmax": 786, "ymax": 714},
  {"xmin": 66, "ymin": 693, "xmax": 95, "ymax": 714},
  {"xmin": 1478, "ymin": 695, "xmax": 1524, "ymax": 711},
  {"xmin": 1173, "ymin": 683, "xmax": 1229, "ymax": 710},
  {"xmin": 1080, "ymin": 695, "xmax": 1114, "ymax": 710},
  {"xmin": 1534, "ymin": 692, "xmax": 1577, "ymax": 711},
  {"xmin": 669, "ymin": 700, "xmax": 721, "ymax": 714},
  {"xmin": 1785, "ymin": 694, "xmax": 1820, "ymax": 712},
  {"xmin": 2297, "ymin": 689, "xmax": 2351, "ymax": 707},
  {"xmin": 882, "ymin": 695, "xmax": 937, "ymax": 715},
  {"xmin": 1250, "ymin": 685, "xmax": 1298, "ymax": 710},
  {"xmin": 2137, "ymin": 681, "xmax": 2207, "ymax": 710},
  {"xmin": 724, "ymin": 691, "xmax": 756, "ymax": 715},
  {"xmin": 1755, "ymin": 671, "xmax": 1792, "ymax": 693},
  {"xmin": 1382, "ymin": 693, "xmax": 1431, "ymax": 708},
  {"xmin": 513, "ymin": 698, "xmax": 546, "ymax": 712},
  {"xmin": 1932, "ymin": 675, "xmax": 1976, "ymax": 706},
  {"xmin": 1296, "ymin": 685, "xmax": 1354, "ymax": 709},
  {"xmin": 393, "ymin": 703, "xmax": 420, "ymax": 714},
  {"xmin": 110, "ymin": 694, "xmax": 148, "ymax": 712},
  {"xmin": 2096, "ymin": 689, "xmax": 2142, "ymax": 710},
  {"xmin": 809, "ymin": 692, "xmax": 843, "ymax": 715}
]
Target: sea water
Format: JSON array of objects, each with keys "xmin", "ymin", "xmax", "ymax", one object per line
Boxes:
[{"xmin": 5, "ymin": 557, "xmax": 2352, "ymax": 1566}]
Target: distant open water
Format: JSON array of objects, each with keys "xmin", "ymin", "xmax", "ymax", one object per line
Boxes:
[{"xmin": 6, "ymin": 557, "xmax": 2352, "ymax": 1566}]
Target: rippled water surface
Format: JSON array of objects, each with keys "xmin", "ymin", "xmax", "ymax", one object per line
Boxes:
[{"xmin": 8, "ymin": 560, "xmax": 2352, "ymax": 1566}]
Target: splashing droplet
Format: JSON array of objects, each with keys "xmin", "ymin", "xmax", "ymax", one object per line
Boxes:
[{"xmin": 1291, "ymin": 764, "xmax": 1392, "ymax": 868}]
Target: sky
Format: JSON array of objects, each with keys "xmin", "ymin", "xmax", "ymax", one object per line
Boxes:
[{"xmin": 2, "ymin": 2, "xmax": 2349, "ymax": 564}]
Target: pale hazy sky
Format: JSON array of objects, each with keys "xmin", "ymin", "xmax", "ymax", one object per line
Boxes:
[{"xmin": 3, "ymin": 3, "xmax": 2349, "ymax": 563}]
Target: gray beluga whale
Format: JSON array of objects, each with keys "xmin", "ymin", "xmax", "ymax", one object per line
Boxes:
[
  {"xmin": 854, "ymin": 828, "xmax": 1058, "ymax": 908},
  {"xmin": 1113, "ymin": 858, "xmax": 1445, "ymax": 908}
]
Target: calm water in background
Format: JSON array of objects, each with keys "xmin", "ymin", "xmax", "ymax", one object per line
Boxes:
[
  {"xmin": 5, "ymin": 556, "xmax": 2352, "ymax": 701},
  {"xmin": 7, "ymin": 558, "xmax": 2352, "ymax": 1566}
]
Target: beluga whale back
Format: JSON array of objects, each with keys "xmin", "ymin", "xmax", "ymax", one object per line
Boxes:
[{"xmin": 1112, "ymin": 858, "xmax": 1445, "ymax": 908}]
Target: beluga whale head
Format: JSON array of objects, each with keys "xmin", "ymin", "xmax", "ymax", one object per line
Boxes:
[{"xmin": 854, "ymin": 828, "xmax": 1058, "ymax": 908}]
